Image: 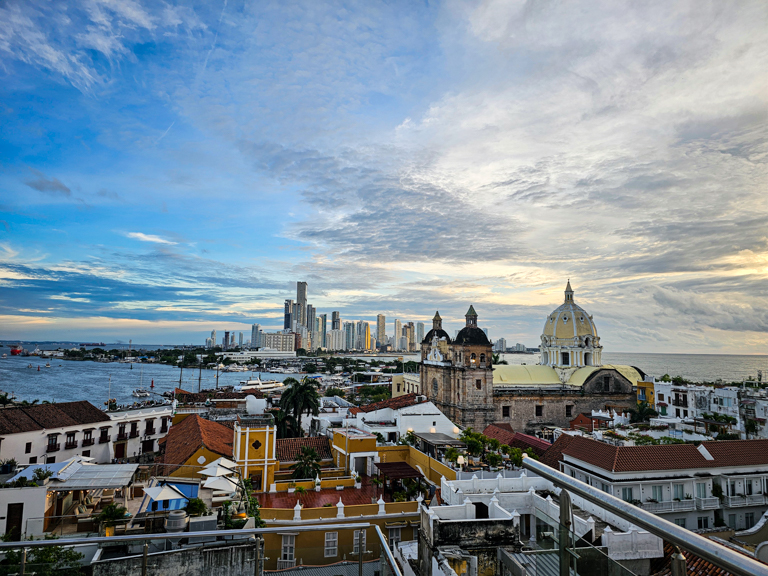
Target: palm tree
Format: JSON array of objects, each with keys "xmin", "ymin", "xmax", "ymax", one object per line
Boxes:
[
  {"xmin": 272, "ymin": 409, "xmax": 299, "ymax": 439},
  {"xmin": 628, "ymin": 401, "xmax": 658, "ymax": 423},
  {"xmin": 280, "ymin": 377, "xmax": 320, "ymax": 425},
  {"xmin": 492, "ymin": 353, "xmax": 508, "ymax": 365},
  {"xmin": 0, "ymin": 393, "xmax": 12, "ymax": 407},
  {"xmin": 291, "ymin": 447, "xmax": 321, "ymax": 480}
]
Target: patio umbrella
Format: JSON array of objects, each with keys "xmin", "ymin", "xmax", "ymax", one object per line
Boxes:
[
  {"xmin": 208, "ymin": 457, "xmax": 238, "ymax": 469},
  {"xmin": 203, "ymin": 475, "xmax": 239, "ymax": 492},
  {"xmin": 198, "ymin": 465, "xmax": 236, "ymax": 477},
  {"xmin": 144, "ymin": 484, "xmax": 187, "ymax": 501}
]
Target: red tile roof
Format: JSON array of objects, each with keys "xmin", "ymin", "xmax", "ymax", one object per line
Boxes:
[
  {"xmin": 483, "ymin": 423, "xmax": 516, "ymax": 446},
  {"xmin": 509, "ymin": 433, "xmax": 551, "ymax": 456},
  {"xmin": 562, "ymin": 436, "xmax": 768, "ymax": 472},
  {"xmin": 650, "ymin": 541, "xmax": 740, "ymax": 576},
  {"xmin": 348, "ymin": 393, "xmax": 425, "ymax": 415},
  {"xmin": 162, "ymin": 414, "xmax": 233, "ymax": 475},
  {"xmin": 276, "ymin": 437, "xmax": 333, "ymax": 462},
  {"xmin": 0, "ymin": 401, "xmax": 111, "ymax": 434},
  {"xmin": 540, "ymin": 433, "xmax": 577, "ymax": 469}
]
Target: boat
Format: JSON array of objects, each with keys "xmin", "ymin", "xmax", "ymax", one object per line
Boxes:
[
  {"xmin": 45, "ymin": 362, "xmax": 51, "ymax": 368},
  {"xmin": 234, "ymin": 376, "xmax": 286, "ymax": 393},
  {"xmin": 1, "ymin": 354, "xmax": 6, "ymax": 359},
  {"xmin": 10, "ymin": 345, "xmax": 23, "ymax": 356},
  {"xmin": 28, "ymin": 363, "xmax": 33, "ymax": 368},
  {"xmin": 132, "ymin": 388, "xmax": 151, "ymax": 398},
  {"xmin": 32, "ymin": 346, "xmax": 41, "ymax": 356}
]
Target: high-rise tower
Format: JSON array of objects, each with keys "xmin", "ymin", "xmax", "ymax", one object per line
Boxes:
[
  {"xmin": 296, "ymin": 282, "xmax": 308, "ymax": 327},
  {"xmin": 376, "ymin": 314, "xmax": 386, "ymax": 346}
]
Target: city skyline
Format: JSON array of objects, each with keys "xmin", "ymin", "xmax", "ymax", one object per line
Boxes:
[{"xmin": 1, "ymin": 2, "xmax": 766, "ymax": 353}]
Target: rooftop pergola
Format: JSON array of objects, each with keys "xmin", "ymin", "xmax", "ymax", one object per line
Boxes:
[{"xmin": 374, "ymin": 461, "xmax": 423, "ymax": 480}]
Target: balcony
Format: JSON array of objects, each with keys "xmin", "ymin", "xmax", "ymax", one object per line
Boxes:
[
  {"xmin": 145, "ymin": 427, "xmax": 156, "ymax": 436},
  {"xmin": 64, "ymin": 441, "xmax": 78, "ymax": 450},
  {"xmin": 695, "ymin": 497, "xmax": 720, "ymax": 510},
  {"xmin": 277, "ymin": 560, "xmax": 296, "ymax": 569},
  {"xmin": 46, "ymin": 443, "xmax": 60, "ymax": 453},
  {"xmin": 160, "ymin": 426, "xmax": 168, "ymax": 434},
  {"xmin": 642, "ymin": 499, "xmax": 695, "ymax": 513},
  {"xmin": 747, "ymin": 494, "xmax": 766, "ymax": 506},
  {"xmin": 99, "ymin": 435, "xmax": 110, "ymax": 444},
  {"xmin": 129, "ymin": 430, "xmax": 139, "ymax": 439},
  {"xmin": 82, "ymin": 438, "xmax": 95, "ymax": 446},
  {"xmin": 116, "ymin": 433, "xmax": 128, "ymax": 441},
  {"xmin": 672, "ymin": 399, "xmax": 689, "ymax": 408},
  {"xmin": 724, "ymin": 495, "xmax": 747, "ymax": 507}
]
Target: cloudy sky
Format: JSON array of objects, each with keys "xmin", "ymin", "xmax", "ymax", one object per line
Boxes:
[{"xmin": 1, "ymin": 0, "xmax": 766, "ymax": 353}]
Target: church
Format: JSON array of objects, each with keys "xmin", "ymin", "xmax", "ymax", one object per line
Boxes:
[{"xmin": 420, "ymin": 282, "xmax": 641, "ymax": 433}]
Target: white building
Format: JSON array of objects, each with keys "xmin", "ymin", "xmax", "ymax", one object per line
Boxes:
[
  {"xmin": 0, "ymin": 402, "xmax": 171, "ymax": 466},
  {"xmin": 493, "ymin": 338, "xmax": 507, "ymax": 352},
  {"xmin": 654, "ymin": 382, "xmax": 744, "ymax": 434},
  {"xmin": 343, "ymin": 394, "xmax": 459, "ymax": 443},
  {"xmin": 556, "ymin": 435, "xmax": 768, "ymax": 531},
  {"xmin": 262, "ymin": 332, "xmax": 296, "ymax": 352},
  {"xmin": 218, "ymin": 349, "xmax": 297, "ymax": 362}
]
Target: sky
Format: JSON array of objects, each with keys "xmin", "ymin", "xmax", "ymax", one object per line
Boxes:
[{"xmin": 0, "ymin": 0, "xmax": 767, "ymax": 353}]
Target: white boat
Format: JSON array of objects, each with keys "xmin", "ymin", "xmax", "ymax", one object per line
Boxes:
[
  {"xmin": 1, "ymin": 354, "xmax": 6, "ymax": 359},
  {"xmin": 132, "ymin": 388, "xmax": 151, "ymax": 398},
  {"xmin": 44, "ymin": 362, "xmax": 51, "ymax": 368},
  {"xmin": 234, "ymin": 376, "xmax": 285, "ymax": 393}
]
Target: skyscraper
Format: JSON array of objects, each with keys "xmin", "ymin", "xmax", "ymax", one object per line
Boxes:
[
  {"xmin": 306, "ymin": 304, "xmax": 316, "ymax": 337},
  {"xmin": 318, "ymin": 314, "xmax": 327, "ymax": 348},
  {"xmin": 416, "ymin": 322, "xmax": 424, "ymax": 345},
  {"xmin": 297, "ymin": 281, "xmax": 308, "ymax": 327},
  {"xmin": 238, "ymin": 332, "xmax": 243, "ymax": 347},
  {"xmin": 251, "ymin": 324, "xmax": 262, "ymax": 349},
  {"xmin": 211, "ymin": 329, "xmax": 217, "ymax": 349},
  {"xmin": 332, "ymin": 311, "xmax": 341, "ymax": 330},
  {"xmin": 376, "ymin": 314, "xmax": 386, "ymax": 345},
  {"xmin": 223, "ymin": 331, "xmax": 230, "ymax": 351},
  {"xmin": 343, "ymin": 322, "xmax": 355, "ymax": 350},
  {"xmin": 284, "ymin": 299, "xmax": 294, "ymax": 330},
  {"xmin": 394, "ymin": 319, "xmax": 402, "ymax": 350},
  {"xmin": 230, "ymin": 333, "xmax": 235, "ymax": 348}
]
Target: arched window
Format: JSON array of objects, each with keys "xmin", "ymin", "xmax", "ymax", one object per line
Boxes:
[
  {"xmin": 480, "ymin": 353, "xmax": 486, "ymax": 364},
  {"xmin": 470, "ymin": 353, "xmax": 476, "ymax": 362},
  {"xmin": 432, "ymin": 378, "xmax": 438, "ymax": 394}
]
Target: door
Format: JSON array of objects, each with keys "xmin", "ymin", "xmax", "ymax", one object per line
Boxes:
[
  {"xmin": 115, "ymin": 442, "xmax": 126, "ymax": 459},
  {"xmin": 141, "ymin": 439, "xmax": 154, "ymax": 453},
  {"xmin": 6, "ymin": 503, "xmax": 23, "ymax": 541}
]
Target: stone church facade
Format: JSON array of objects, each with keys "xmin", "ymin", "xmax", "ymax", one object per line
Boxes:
[{"xmin": 420, "ymin": 284, "xmax": 638, "ymax": 433}]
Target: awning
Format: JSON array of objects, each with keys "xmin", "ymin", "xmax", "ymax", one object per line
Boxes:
[
  {"xmin": 374, "ymin": 462, "xmax": 423, "ymax": 480},
  {"xmin": 144, "ymin": 484, "xmax": 187, "ymax": 501},
  {"xmin": 48, "ymin": 463, "xmax": 138, "ymax": 491}
]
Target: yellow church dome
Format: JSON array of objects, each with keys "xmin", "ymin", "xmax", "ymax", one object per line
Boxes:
[{"xmin": 542, "ymin": 281, "xmax": 598, "ymax": 341}]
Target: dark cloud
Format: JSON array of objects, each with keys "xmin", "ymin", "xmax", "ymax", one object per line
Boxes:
[{"xmin": 24, "ymin": 168, "xmax": 71, "ymax": 196}]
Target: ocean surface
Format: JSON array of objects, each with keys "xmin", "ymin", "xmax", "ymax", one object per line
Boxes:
[{"xmin": 0, "ymin": 349, "xmax": 766, "ymax": 405}]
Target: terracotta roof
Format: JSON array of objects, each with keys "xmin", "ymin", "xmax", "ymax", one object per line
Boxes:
[
  {"xmin": 483, "ymin": 423, "xmax": 516, "ymax": 446},
  {"xmin": 0, "ymin": 401, "xmax": 110, "ymax": 434},
  {"xmin": 349, "ymin": 393, "xmax": 425, "ymax": 415},
  {"xmin": 650, "ymin": 541, "xmax": 736, "ymax": 576},
  {"xmin": 562, "ymin": 436, "xmax": 768, "ymax": 472},
  {"xmin": 509, "ymin": 433, "xmax": 551, "ymax": 456},
  {"xmin": 162, "ymin": 414, "xmax": 233, "ymax": 474},
  {"xmin": 540, "ymin": 433, "xmax": 577, "ymax": 469},
  {"xmin": 276, "ymin": 437, "xmax": 333, "ymax": 462}
]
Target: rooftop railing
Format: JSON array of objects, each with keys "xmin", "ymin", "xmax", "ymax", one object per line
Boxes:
[{"xmin": 522, "ymin": 456, "xmax": 768, "ymax": 576}]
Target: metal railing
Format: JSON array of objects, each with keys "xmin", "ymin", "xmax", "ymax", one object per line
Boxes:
[{"xmin": 522, "ymin": 456, "xmax": 768, "ymax": 576}]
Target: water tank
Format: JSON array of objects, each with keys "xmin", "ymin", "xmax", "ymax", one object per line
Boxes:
[
  {"xmin": 165, "ymin": 510, "xmax": 188, "ymax": 533},
  {"xmin": 246, "ymin": 395, "xmax": 267, "ymax": 415}
]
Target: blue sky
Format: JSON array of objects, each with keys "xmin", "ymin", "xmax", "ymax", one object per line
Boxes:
[{"xmin": 1, "ymin": 0, "xmax": 767, "ymax": 353}]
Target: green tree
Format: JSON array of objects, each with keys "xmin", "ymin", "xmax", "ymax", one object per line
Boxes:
[
  {"xmin": 628, "ymin": 402, "xmax": 658, "ymax": 423},
  {"xmin": 303, "ymin": 363, "xmax": 317, "ymax": 374},
  {"xmin": 272, "ymin": 409, "xmax": 299, "ymax": 439},
  {"xmin": 398, "ymin": 430, "xmax": 417, "ymax": 446},
  {"xmin": 492, "ymin": 353, "xmax": 508, "ymax": 365},
  {"xmin": 324, "ymin": 387, "xmax": 345, "ymax": 398},
  {"xmin": 280, "ymin": 377, "xmax": 320, "ymax": 422},
  {"xmin": 291, "ymin": 447, "xmax": 321, "ymax": 480},
  {"xmin": 0, "ymin": 393, "xmax": 12, "ymax": 407},
  {"xmin": 2, "ymin": 536, "xmax": 83, "ymax": 576}
]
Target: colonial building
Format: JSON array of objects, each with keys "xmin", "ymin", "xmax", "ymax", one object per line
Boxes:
[{"xmin": 421, "ymin": 283, "xmax": 639, "ymax": 433}]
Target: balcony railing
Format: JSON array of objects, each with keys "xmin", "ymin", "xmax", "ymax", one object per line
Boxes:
[
  {"xmin": 672, "ymin": 399, "xmax": 688, "ymax": 408},
  {"xmin": 747, "ymin": 494, "xmax": 765, "ymax": 506},
  {"xmin": 725, "ymin": 495, "xmax": 747, "ymax": 507},
  {"xmin": 64, "ymin": 441, "xmax": 77, "ymax": 450},
  {"xmin": 116, "ymin": 432, "xmax": 128, "ymax": 441},
  {"xmin": 82, "ymin": 438, "xmax": 94, "ymax": 446},
  {"xmin": 98, "ymin": 435, "xmax": 110, "ymax": 444},
  {"xmin": 695, "ymin": 496, "xmax": 720, "ymax": 510},
  {"xmin": 277, "ymin": 559, "xmax": 296, "ymax": 569},
  {"xmin": 160, "ymin": 426, "xmax": 168, "ymax": 434},
  {"xmin": 145, "ymin": 428, "xmax": 156, "ymax": 436},
  {"xmin": 644, "ymin": 500, "xmax": 695, "ymax": 512},
  {"xmin": 129, "ymin": 430, "xmax": 139, "ymax": 438},
  {"xmin": 46, "ymin": 443, "xmax": 60, "ymax": 453}
]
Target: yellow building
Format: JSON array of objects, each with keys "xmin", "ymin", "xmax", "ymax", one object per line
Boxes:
[
  {"xmin": 391, "ymin": 373, "xmax": 420, "ymax": 397},
  {"xmin": 331, "ymin": 428, "xmax": 378, "ymax": 475},
  {"xmin": 161, "ymin": 414, "xmax": 234, "ymax": 478},
  {"xmin": 637, "ymin": 379, "xmax": 654, "ymax": 405},
  {"xmin": 233, "ymin": 415, "xmax": 278, "ymax": 492}
]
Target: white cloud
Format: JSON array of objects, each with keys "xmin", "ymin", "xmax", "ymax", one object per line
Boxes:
[{"xmin": 125, "ymin": 232, "xmax": 177, "ymax": 245}]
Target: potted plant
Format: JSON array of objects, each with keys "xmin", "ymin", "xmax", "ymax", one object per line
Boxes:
[
  {"xmin": 314, "ymin": 478, "xmax": 322, "ymax": 492},
  {"xmin": 98, "ymin": 502, "xmax": 129, "ymax": 537},
  {"xmin": 185, "ymin": 497, "xmax": 208, "ymax": 517},
  {"xmin": 295, "ymin": 486, "xmax": 307, "ymax": 503},
  {"xmin": 287, "ymin": 481, "xmax": 296, "ymax": 493},
  {"xmin": 353, "ymin": 473, "xmax": 361, "ymax": 488}
]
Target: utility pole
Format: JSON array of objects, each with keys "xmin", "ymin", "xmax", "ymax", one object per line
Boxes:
[
  {"xmin": 216, "ymin": 363, "xmax": 220, "ymax": 389},
  {"xmin": 179, "ymin": 354, "xmax": 183, "ymax": 388},
  {"xmin": 198, "ymin": 359, "xmax": 203, "ymax": 393}
]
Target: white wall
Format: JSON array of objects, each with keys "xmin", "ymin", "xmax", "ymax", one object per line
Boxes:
[{"xmin": 0, "ymin": 486, "xmax": 47, "ymax": 538}]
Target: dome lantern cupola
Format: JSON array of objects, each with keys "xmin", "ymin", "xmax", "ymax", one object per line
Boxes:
[
  {"xmin": 433, "ymin": 311, "xmax": 443, "ymax": 331},
  {"xmin": 565, "ymin": 279, "xmax": 574, "ymax": 303},
  {"xmin": 465, "ymin": 305, "xmax": 478, "ymax": 328}
]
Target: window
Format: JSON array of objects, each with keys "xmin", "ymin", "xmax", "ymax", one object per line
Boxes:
[
  {"xmin": 46, "ymin": 456, "xmax": 55, "ymax": 464},
  {"xmin": 83, "ymin": 430, "xmax": 92, "ymax": 443},
  {"xmin": 47, "ymin": 434, "xmax": 58, "ymax": 447},
  {"xmin": 388, "ymin": 527, "xmax": 401, "ymax": 550},
  {"xmin": 658, "ymin": 393, "xmax": 664, "ymax": 401},
  {"xmin": 673, "ymin": 484, "xmax": 684, "ymax": 500},
  {"xmin": 601, "ymin": 483, "xmax": 610, "ymax": 493},
  {"xmin": 25, "ymin": 442, "xmax": 31, "ymax": 454},
  {"xmin": 476, "ymin": 379, "xmax": 481, "ymax": 390},
  {"xmin": 66, "ymin": 432, "xmax": 76, "ymax": 447},
  {"xmin": 29, "ymin": 457, "xmax": 37, "ymax": 464},
  {"xmin": 566, "ymin": 405, "xmax": 573, "ymax": 418},
  {"xmin": 535, "ymin": 405, "xmax": 543, "ymax": 417},
  {"xmin": 696, "ymin": 483, "xmax": 706, "ymax": 499},
  {"xmin": 676, "ymin": 409, "xmax": 681, "ymax": 418},
  {"xmin": 353, "ymin": 530, "xmax": 366, "ymax": 554},
  {"xmin": 324, "ymin": 532, "xmax": 338, "ymax": 557},
  {"xmin": 729, "ymin": 483, "xmax": 736, "ymax": 497},
  {"xmin": 561, "ymin": 352, "xmax": 570, "ymax": 365},
  {"xmin": 683, "ymin": 410, "xmax": 688, "ymax": 418},
  {"xmin": 621, "ymin": 487, "xmax": 634, "ymax": 502},
  {"xmin": 432, "ymin": 379, "xmax": 438, "ymax": 394},
  {"xmin": 502, "ymin": 406, "xmax": 510, "ymax": 418},
  {"xmin": 281, "ymin": 535, "xmax": 295, "ymax": 561},
  {"xmin": 470, "ymin": 353, "xmax": 476, "ymax": 362},
  {"xmin": 698, "ymin": 516, "xmax": 709, "ymax": 529},
  {"xmin": 728, "ymin": 514, "xmax": 736, "ymax": 529},
  {"xmin": 746, "ymin": 480, "xmax": 753, "ymax": 495},
  {"xmin": 674, "ymin": 518, "xmax": 686, "ymax": 528},
  {"xmin": 746, "ymin": 512, "xmax": 755, "ymax": 529},
  {"xmin": 603, "ymin": 376, "xmax": 610, "ymax": 392},
  {"xmin": 652, "ymin": 485, "xmax": 664, "ymax": 502},
  {"xmin": 397, "ymin": 383, "xmax": 401, "ymax": 392},
  {"xmin": 82, "ymin": 450, "xmax": 90, "ymax": 458}
]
